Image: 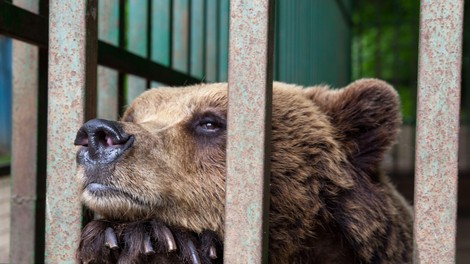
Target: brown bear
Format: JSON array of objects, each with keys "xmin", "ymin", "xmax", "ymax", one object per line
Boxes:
[{"xmin": 75, "ymin": 79, "xmax": 413, "ymax": 263}]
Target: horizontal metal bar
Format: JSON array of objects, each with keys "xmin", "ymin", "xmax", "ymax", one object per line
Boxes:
[
  {"xmin": 0, "ymin": 1, "xmax": 48, "ymax": 48},
  {"xmin": 413, "ymin": 0, "xmax": 464, "ymax": 263},
  {"xmin": 98, "ymin": 41, "xmax": 201, "ymax": 86},
  {"xmin": 0, "ymin": 1, "xmax": 201, "ymax": 86},
  {"xmin": 0, "ymin": 165, "xmax": 10, "ymax": 176}
]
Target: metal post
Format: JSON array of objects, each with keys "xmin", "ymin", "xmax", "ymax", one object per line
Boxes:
[
  {"xmin": 45, "ymin": 0, "xmax": 97, "ymax": 262},
  {"xmin": 414, "ymin": 0, "xmax": 464, "ymax": 263},
  {"xmin": 224, "ymin": 0, "xmax": 275, "ymax": 263},
  {"xmin": 10, "ymin": 1, "xmax": 39, "ymax": 262}
]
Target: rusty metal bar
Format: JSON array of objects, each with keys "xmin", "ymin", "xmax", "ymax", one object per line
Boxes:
[
  {"xmin": 224, "ymin": 0, "xmax": 275, "ymax": 263},
  {"xmin": 10, "ymin": 1, "xmax": 39, "ymax": 262},
  {"xmin": 45, "ymin": 0, "xmax": 97, "ymax": 262},
  {"xmin": 413, "ymin": 0, "xmax": 464, "ymax": 263}
]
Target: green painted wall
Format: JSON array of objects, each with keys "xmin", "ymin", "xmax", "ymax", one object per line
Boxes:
[{"xmin": 274, "ymin": 0, "xmax": 352, "ymax": 87}]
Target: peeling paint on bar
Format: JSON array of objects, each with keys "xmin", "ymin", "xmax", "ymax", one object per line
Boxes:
[
  {"xmin": 413, "ymin": 0, "xmax": 464, "ymax": 263},
  {"xmin": 224, "ymin": 0, "xmax": 275, "ymax": 263},
  {"xmin": 45, "ymin": 0, "xmax": 97, "ymax": 262}
]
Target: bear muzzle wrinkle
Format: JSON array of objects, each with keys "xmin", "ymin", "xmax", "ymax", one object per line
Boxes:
[{"xmin": 75, "ymin": 118, "xmax": 135, "ymax": 165}]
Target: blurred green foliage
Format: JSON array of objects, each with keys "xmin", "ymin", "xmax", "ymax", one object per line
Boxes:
[
  {"xmin": 352, "ymin": 0, "xmax": 420, "ymax": 123},
  {"xmin": 0, "ymin": 154, "xmax": 10, "ymax": 166},
  {"xmin": 352, "ymin": 1, "xmax": 469, "ymax": 123}
]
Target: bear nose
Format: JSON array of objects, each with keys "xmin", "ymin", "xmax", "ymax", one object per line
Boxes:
[{"xmin": 74, "ymin": 119, "xmax": 134, "ymax": 164}]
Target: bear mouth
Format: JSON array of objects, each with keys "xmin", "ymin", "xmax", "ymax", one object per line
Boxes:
[
  {"xmin": 84, "ymin": 182, "xmax": 149, "ymax": 207},
  {"xmin": 86, "ymin": 182, "xmax": 115, "ymax": 192}
]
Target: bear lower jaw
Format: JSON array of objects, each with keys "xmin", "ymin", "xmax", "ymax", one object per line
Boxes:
[
  {"xmin": 86, "ymin": 182, "xmax": 116, "ymax": 192},
  {"xmin": 82, "ymin": 185, "xmax": 154, "ymax": 221}
]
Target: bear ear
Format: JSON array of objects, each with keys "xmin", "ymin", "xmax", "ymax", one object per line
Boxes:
[{"xmin": 303, "ymin": 79, "xmax": 401, "ymax": 173}]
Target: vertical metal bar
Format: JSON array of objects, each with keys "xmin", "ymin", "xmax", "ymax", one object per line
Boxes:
[
  {"xmin": 202, "ymin": 0, "xmax": 207, "ymax": 80},
  {"xmin": 204, "ymin": 0, "xmax": 217, "ymax": 82},
  {"xmin": 218, "ymin": 0, "xmax": 229, "ymax": 82},
  {"xmin": 413, "ymin": 0, "xmax": 464, "ymax": 263},
  {"xmin": 214, "ymin": 0, "xmax": 220, "ymax": 81},
  {"xmin": 299, "ymin": 0, "xmax": 307, "ymax": 84},
  {"xmin": 169, "ymin": 0, "xmax": 174, "ymax": 68},
  {"xmin": 152, "ymin": 0, "xmax": 171, "ymax": 67},
  {"xmin": 35, "ymin": 3, "xmax": 49, "ymax": 263},
  {"xmin": 173, "ymin": 0, "xmax": 189, "ymax": 73},
  {"xmin": 98, "ymin": 0, "xmax": 119, "ymax": 120},
  {"xmin": 146, "ymin": 0, "xmax": 152, "ymax": 88},
  {"xmin": 46, "ymin": 0, "xmax": 97, "ymax": 262},
  {"xmin": 126, "ymin": 0, "xmax": 148, "ymax": 103},
  {"xmin": 187, "ymin": 0, "xmax": 192, "ymax": 75},
  {"xmin": 117, "ymin": 0, "xmax": 126, "ymax": 115},
  {"xmin": 189, "ymin": 0, "xmax": 204, "ymax": 79},
  {"xmin": 225, "ymin": 0, "xmax": 275, "ymax": 263},
  {"xmin": 307, "ymin": 0, "xmax": 313, "ymax": 85},
  {"xmin": 151, "ymin": 0, "xmax": 171, "ymax": 87},
  {"xmin": 10, "ymin": 0, "xmax": 39, "ymax": 261},
  {"xmin": 286, "ymin": 1, "xmax": 292, "ymax": 82},
  {"xmin": 276, "ymin": 0, "xmax": 286, "ymax": 81},
  {"xmin": 273, "ymin": 0, "xmax": 280, "ymax": 81}
]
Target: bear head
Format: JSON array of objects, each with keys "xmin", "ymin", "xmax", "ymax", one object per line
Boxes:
[{"xmin": 75, "ymin": 78, "xmax": 412, "ymax": 262}]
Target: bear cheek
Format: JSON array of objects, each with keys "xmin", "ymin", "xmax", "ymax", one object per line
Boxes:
[{"xmin": 112, "ymin": 129, "xmax": 187, "ymax": 201}]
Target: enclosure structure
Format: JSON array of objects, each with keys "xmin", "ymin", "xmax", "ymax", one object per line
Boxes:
[{"xmin": 0, "ymin": 0, "xmax": 466, "ymax": 263}]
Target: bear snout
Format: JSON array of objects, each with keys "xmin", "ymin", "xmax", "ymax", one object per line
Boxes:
[{"xmin": 74, "ymin": 118, "xmax": 134, "ymax": 165}]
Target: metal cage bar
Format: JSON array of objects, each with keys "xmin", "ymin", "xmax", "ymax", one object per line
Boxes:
[
  {"xmin": 9, "ymin": 2, "xmax": 38, "ymax": 260},
  {"xmin": 413, "ymin": 0, "xmax": 464, "ymax": 263},
  {"xmin": 224, "ymin": 0, "xmax": 275, "ymax": 262},
  {"xmin": 45, "ymin": 0, "xmax": 97, "ymax": 261},
  {"xmin": 10, "ymin": 1, "xmax": 39, "ymax": 262}
]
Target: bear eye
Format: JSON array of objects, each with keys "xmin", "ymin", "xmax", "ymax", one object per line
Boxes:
[
  {"xmin": 192, "ymin": 113, "xmax": 226, "ymax": 136},
  {"xmin": 201, "ymin": 121, "xmax": 219, "ymax": 131}
]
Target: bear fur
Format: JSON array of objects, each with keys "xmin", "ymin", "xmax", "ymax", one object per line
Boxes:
[{"xmin": 76, "ymin": 79, "xmax": 413, "ymax": 263}]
